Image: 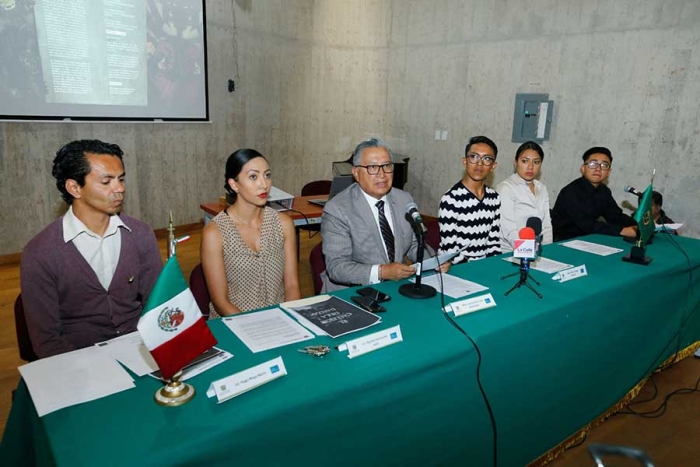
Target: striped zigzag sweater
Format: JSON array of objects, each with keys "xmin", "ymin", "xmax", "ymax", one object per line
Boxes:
[{"xmin": 438, "ymin": 181, "xmax": 502, "ymax": 265}]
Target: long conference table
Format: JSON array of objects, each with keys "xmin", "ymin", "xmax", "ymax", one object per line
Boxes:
[{"xmin": 3, "ymin": 233, "xmax": 700, "ymax": 466}]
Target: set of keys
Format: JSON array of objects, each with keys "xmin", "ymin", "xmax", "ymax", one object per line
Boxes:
[{"xmin": 298, "ymin": 345, "xmax": 331, "ymax": 357}]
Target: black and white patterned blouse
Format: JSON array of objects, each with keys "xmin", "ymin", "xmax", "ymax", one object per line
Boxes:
[{"xmin": 438, "ymin": 181, "xmax": 501, "ymax": 265}]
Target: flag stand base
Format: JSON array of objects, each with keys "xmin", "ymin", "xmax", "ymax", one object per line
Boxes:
[
  {"xmin": 622, "ymin": 246, "xmax": 653, "ymax": 266},
  {"xmin": 154, "ymin": 371, "xmax": 195, "ymax": 407}
]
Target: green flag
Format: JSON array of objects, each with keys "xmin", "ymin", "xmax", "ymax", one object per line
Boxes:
[{"xmin": 634, "ymin": 184, "xmax": 654, "ymax": 246}]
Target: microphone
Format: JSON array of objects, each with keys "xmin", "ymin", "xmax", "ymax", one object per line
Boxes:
[
  {"xmin": 399, "ymin": 202, "xmax": 436, "ymax": 299},
  {"xmin": 406, "ymin": 202, "xmax": 428, "ymax": 234},
  {"xmin": 624, "ymin": 186, "xmax": 643, "ymax": 198},
  {"xmin": 526, "ymin": 217, "xmax": 543, "ymax": 256}
]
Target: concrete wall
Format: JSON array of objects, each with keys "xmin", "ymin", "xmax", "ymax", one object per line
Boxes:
[
  {"xmin": 385, "ymin": 0, "xmax": 700, "ymax": 238},
  {"xmin": 2, "ymin": 0, "xmax": 699, "ymax": 256}
]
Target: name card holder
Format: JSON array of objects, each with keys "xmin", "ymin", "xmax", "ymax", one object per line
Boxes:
[
  {"xmin": 338, "ymin": 325, "xmax": 403, "ymax": 359},
  {"xmin": 207, "ymin": 356, "xmax": 286, "ymax": 403},
  {"xmin": 552, "ymin": 265, "xmax": 587, "ymax": 283},
  {"xmin": 445, "ymin": 293, "xmax": 497, "ymax": 317}
]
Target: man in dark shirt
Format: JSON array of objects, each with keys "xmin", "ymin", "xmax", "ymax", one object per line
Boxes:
[{"xmin": 552, "ymin": 146, "xmax": 637, "ymax": 241}]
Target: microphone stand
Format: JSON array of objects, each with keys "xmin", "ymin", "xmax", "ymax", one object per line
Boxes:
[
  {"xmin": 501, "ymin": 257, "xmax": 543, "ymax": 299},
  {"xmin": 399, "ymin": 227, "xmax": 437, "ymax": 299}
]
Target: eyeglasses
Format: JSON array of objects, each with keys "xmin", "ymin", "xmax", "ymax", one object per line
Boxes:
[
  {"xmin": 583, "ymin": 161, "xmax": 611, "ymax": 170},
  {"xmin": 465, "ymin": 153, "xmax": 496, "ymax": 166},
  {"xmin": 355, "ymin": 163, "xmax": 395, "ymax": 175}
]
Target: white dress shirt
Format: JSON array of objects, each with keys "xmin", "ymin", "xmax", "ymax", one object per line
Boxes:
[
  {"xmin": 497, "ymin": 173, "xmax": 553, "ymax": 252},
  {"xmin": 358, "ymin": 189, "xmax": 395, "ymax": 284},
  {"xmin": 63, "ymin": 206, "xmax": 130, "ymax": 290}
]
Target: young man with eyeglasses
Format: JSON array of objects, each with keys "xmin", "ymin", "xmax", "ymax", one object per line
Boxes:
[
  {"xmin": 438, "ymin": 136, "xmax": 502, "ymax": 265},
  {"xmin": 551, "ymin": 146, "xmax": 637, "ymax": 241},
  {"xmin": 321, "ymin": 138, "xmax": 420, "ymax": 291}
]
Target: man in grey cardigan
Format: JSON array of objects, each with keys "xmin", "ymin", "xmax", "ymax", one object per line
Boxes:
[
  {"xmin": 20, "ymin": 140, "xmax": 163, "ymax": 358},
  {"xmin": 321, "ymin": 138, "xmax": 419, "ymax": 292}
]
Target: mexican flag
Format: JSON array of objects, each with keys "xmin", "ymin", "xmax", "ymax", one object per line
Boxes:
[
  {"xmin": 633, "ymin": 183, "xmax": 655, "ymax": 246},
  {"xmin": 138, "ymin": 256, "xmax": 217, "ymax": 380}
]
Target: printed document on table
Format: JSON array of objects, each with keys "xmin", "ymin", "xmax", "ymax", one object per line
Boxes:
[
  {"xmin": 19, "ymin": 346, "xmax": 135, "ymax": 417},
  {"xmin": 411, "ymin": 273, "xmax": 488, "ymax": 299},
  {"xmin": 223, "ymin": 308, "xmax": 315, "ymax": 353},
  {"xmin": 95, "ymin": 331, "xmax": 158, "ymax": 377},
  {"xmin": 281, "ymin": 297, "xmax": 381, "ymax": 339},
  {"xmin": 281, "ymin": 295, "xmax": 333, "ymax": 336},
  {"xmin": 502, "ymin": 256, "xmax": 573, "ymax": 274},
  {"xmin": 412, "ymin": 249, "xmax": 462, "ymax": 272},
  {"xmin": 560, "ymin": 240, "xmax": 623, "ymax": 256},
  {"xmin": 655, "ymin": 223, "xmax": 682, "ymax": 232}
]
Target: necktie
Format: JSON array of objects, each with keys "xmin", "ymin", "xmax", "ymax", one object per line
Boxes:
[{"xmin": 375, "ymin": 200, "xmax": 395, "ymax": 262}]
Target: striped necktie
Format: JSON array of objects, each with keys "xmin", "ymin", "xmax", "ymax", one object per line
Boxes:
[{"xmin": 375, "ymin": 200, "xmax": 395, "ymax": 262}]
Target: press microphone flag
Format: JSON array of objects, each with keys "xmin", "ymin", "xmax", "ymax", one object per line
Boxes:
[
  {"xmin": 526, "ymin": 217, "xmax": 543, "ymax": 256},
  {"xmin": 513, "ymin": 227, "xmax": 536, "ymax": 260}
]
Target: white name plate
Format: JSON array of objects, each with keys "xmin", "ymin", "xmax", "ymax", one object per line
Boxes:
[
  {"xmin": 446, "ymin": 293, "xmax": 497, "ymax": 316},
  {"xmin": 340, "ymin": 325, "xmax": 403, "ymax": 359},
  {"xmin": 552, "ymin": 265, "xmax": 587, "ymax": 283},
  {"xmin": 207, "ymin": 356, "xmax": 286, "ymax": 403}
]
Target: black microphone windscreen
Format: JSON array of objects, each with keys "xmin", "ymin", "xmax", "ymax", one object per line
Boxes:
[
  {"xmin": 526, "ymin": 217, "xmax": 542, "ymax": 236},
  {"xmin": 624, "ymin": 185, "xmax": 644, "ymax": 197}
]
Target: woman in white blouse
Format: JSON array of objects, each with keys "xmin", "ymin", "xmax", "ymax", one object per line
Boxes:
[{"xmin": 497, "ymin": 141, "xmax": 553, "ymax": 252}]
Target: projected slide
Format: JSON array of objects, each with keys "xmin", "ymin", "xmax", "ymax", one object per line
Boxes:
[{"xmin": 0, "ymin": 0, "xmax": 207, "ymax": 120}]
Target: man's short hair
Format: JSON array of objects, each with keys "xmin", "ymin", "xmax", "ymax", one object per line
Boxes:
[
  {"xmin": 52, "ymin": 140, "xmax": 124, "ymax": 204},
  {"xmin": 582, "ymin": 146, "xmax": 612, "ymax": 163},
  {"xmin": 352, "ymin": 138, "xmax": 394, "ymax": 166},
  {"xmin": 465, "ymin": 136, "xmax": 498, "ymax": 159},
  {"xmin": 652, "ymin": 190, "xmax": 663, "ymax": 207}
]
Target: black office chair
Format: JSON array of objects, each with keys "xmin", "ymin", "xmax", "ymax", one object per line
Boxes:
[
  {"xmin": 14, "ymin": 294, "xmax": 39, "ymax": 362},
  {"xmin": 296, "ymin": 180, "xmax": 331, "ymax": 260}
]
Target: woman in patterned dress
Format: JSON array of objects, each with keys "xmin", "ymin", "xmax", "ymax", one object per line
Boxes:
[{"xmin": 201, "ymin": 149, "xmax": 301, "ymax": 317}]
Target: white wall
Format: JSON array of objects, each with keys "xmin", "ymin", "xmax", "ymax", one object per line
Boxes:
[{"xmin": 384, "ymin": 0, "xmax": 700, "ymax": 237}]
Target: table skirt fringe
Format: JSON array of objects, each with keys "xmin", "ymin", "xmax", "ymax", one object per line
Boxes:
[{"xmin": 528, "ymin": 340, "xmax": 700, "ymax": 467}]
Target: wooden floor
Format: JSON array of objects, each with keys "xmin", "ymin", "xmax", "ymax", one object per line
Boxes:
[{"xmin": 1, "ymin": 224, "xmax": 699, "ymax": 466}]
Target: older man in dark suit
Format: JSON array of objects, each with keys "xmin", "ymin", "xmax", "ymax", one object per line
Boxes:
[{"xmin": 321, "ymin": 138, "xmax": 419, "ymax": 292}]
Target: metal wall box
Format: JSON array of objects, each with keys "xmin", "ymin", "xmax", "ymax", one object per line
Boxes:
[{"xmin": 512, "ymin": 93, "xmax": 554, "ymax": 142}]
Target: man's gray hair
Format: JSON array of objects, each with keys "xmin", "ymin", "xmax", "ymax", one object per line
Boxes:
[{"xmin": 352, "ymin": 138, "xmax": 394, "ymax": 166}]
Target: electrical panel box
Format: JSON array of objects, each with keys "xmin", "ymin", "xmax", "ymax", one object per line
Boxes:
[{"xmin": 512, "ymin": 93, "xmax": 554, "ymax": 142}]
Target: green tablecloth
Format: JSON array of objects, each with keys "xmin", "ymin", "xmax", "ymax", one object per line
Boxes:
[{"xmin": 3, "ymin": 234, "xmax": 700, "ymax": 466}]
